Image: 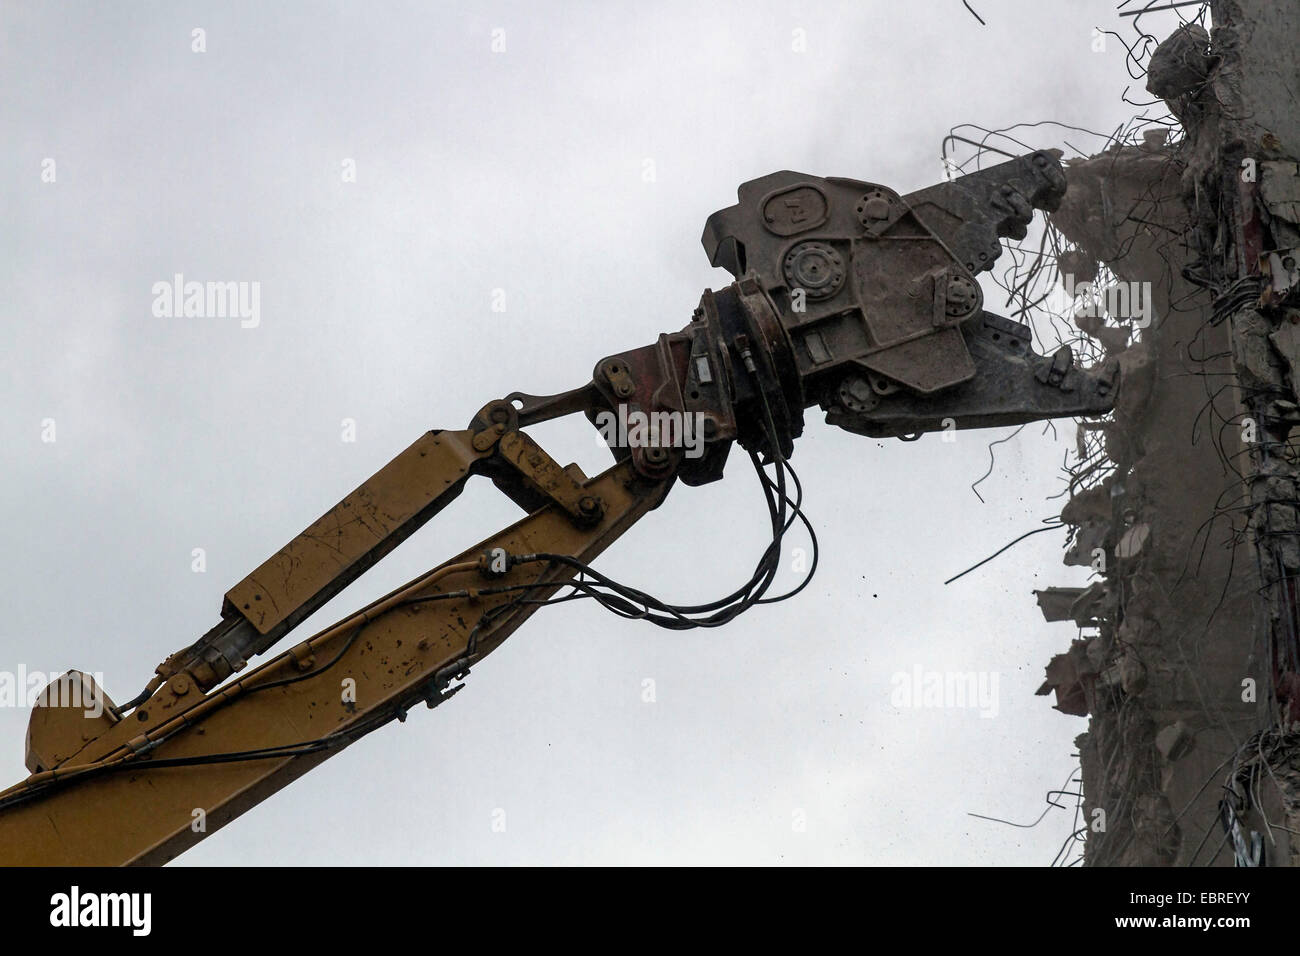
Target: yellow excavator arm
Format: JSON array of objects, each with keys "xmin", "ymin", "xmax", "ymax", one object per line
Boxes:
[{"xmin": 0, "ymin": 152, "xmax": 1118, "ymax": 864}]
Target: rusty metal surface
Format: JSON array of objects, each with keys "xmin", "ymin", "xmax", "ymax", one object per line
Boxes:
[
  {"xmin": 702, "ymin": 152, "xmax": 1116, "ymax": 438},
  {"xmin": 702, "ymin": 167, "xmax": 982, "ymax": 396}
]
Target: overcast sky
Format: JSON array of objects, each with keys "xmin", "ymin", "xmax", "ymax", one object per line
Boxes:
[{"xmin": 1, "ymin": 0, "xmax": 1153, "ymax": 865}]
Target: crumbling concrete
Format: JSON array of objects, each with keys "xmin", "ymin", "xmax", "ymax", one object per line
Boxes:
[
  {"xmin": 1036, "ymin": 140, "xmax": 1273, "ymax": 865},
  {"xmin": 1035, "ymin": 0, "xmax": 1300, "ymax": 865}
]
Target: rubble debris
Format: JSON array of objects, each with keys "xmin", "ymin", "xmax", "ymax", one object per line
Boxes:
[
  {"xmin": 1115, "ymin": 520, "xmax": 1150, "ymax": 559},
  {"xmin": 1032, "ymin": 132, "xmax": 1270, "ymax": 863},
  {"xmin": 1028, "ymin": 0, "xmax": 1300, "ymax": 864},
  {"xmin": 1036, "ymin": 639, "xmax": 1094, "ymax": 717},
  {"xmin": 1156, "ymin": 720, "xmax": 1196, "ymax": 762},
  {"xmin": 1035, "ymin": 582, "xmax": 1111, "ymax": 627},
  {"xmin": 1035, "ymin": 587, "xmax": 1086, "ymax": 622},
  {"xmin": 1144, "ymin": 24, "xmax": 1213, "ymax": 102}
]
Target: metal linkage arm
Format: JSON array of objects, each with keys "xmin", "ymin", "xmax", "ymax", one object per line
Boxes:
[
  {"xmin": 0, "ymin": 456, "xmax": 668, "ymax": 865},
  {"xmin": 146, "ymin": 399, "xmax": 603, "ymax": 698}
]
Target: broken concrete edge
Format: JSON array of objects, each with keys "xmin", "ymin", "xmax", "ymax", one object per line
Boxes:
[{"xmin": 1029, "ymin": 6, "xmax": 1299, "ymax": 864}]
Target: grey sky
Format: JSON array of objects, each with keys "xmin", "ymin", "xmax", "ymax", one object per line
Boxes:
[{"xmin": 1, "ymin": 0, "xmax": 1145, "ymax": 864}]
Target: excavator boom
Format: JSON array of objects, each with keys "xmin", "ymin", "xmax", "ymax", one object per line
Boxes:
[{"xmin": 0, "ymin": 152, "xmax": 1117, "ymax": 864}]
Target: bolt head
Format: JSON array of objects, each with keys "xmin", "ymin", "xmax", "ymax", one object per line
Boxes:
[{"xmin": 863, "ymin": 196, "xmax": 890, "ymax": 220}]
